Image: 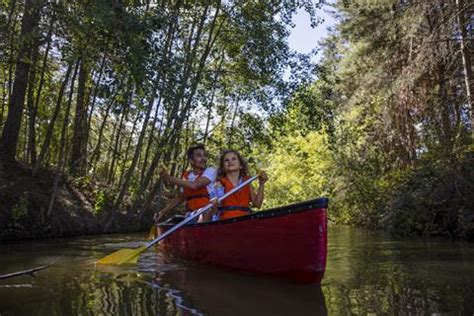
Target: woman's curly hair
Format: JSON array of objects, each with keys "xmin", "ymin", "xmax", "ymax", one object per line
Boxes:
[{"xmin": 217, "ymin": 149, "xmax": 249, "ymax": 179}]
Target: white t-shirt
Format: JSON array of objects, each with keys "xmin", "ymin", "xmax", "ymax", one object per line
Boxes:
[{"xmin": 181, "ymin": 167, "xmax": 217, "ymax": 194}]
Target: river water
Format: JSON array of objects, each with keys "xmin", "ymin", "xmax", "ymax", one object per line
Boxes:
[{"xmin": 0, "ymin": 226, "xmax": 473, "ymax": 315}]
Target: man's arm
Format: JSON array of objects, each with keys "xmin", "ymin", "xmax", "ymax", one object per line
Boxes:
[
  {"xmin": 154, "ymin": 194, "xmax": 185, "ymax": 222},
  {"xmin": 161, "ymin": 168, "xmax": 213, "ymax": 190},
  {"xmin": 167, "ymin": 176, "xmax": 210, "ymax": 190}
]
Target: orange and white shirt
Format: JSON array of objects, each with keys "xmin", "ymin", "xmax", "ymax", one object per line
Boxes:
[{"xmin": 181, "ymin": 167, "xmax": 216, "ymax": 211}]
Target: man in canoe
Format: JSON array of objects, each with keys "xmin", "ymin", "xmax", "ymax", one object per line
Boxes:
[
  {"xmin": 210, "ymin": 149, "xmax": 268, "ymax": 220},
  {"xmin": 154, "ymin": 144, "xmax": 217, "ymax": 223}
]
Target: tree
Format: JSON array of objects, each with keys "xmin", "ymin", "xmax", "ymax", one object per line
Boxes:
[{"xmin": 0, "ymin": 0, "xmax": 42, "ymax": 160}]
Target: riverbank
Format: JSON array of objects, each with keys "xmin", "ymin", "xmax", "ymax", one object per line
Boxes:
[{"xmin": 0, "ymin": 160, "xmax": 155, "ymax": 241}]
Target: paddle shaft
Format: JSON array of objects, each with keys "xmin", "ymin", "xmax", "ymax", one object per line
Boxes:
[{"xmin": 146, "ymin": 175, "xmax": 258, "ymax": 249}]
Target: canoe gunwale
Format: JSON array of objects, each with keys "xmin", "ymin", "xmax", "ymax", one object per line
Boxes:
[{"xmin": 158, "ymin": 197, "xmax": 329, "ymax": 228}]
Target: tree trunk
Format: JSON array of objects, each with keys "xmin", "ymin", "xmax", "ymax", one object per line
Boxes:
[
  {"xmin": 113, "ymin": 93, "xmax": 154, "ymax": 204},
  {"xmin": 136, "ymin": 137, "xmax": 181, "ymax": 221},
  {"xmin": 29, "ymin": 15, "xmax": 54, "ymax": 164},
  {"xmin": 26, "ymin": 36, "xmax": 40, "ymax": 164},
  {"xmin": 140, "ymin": 95, "xmax": 162, "ymax": 184},
  {"xmin": 33, "ymin": 62, "xmax": 74, "ymax": 174},
  {"xmin": 228, "ymin": 96, "xmax": 240, "ymax": 146},
  {"xmin": 6, "ymin": 0, "xmax": 20, "ymax": 104},
  {"xmin": 110, "ymin": 0, "xmax": 183, "ymax": 215},
  {"xmin": 203, "ymin": 50, "xmax": 224, "ymax": 144},
  {"xmin": 130, "ymin": 0, "xmax": 225, "ymax": 214},
  {"xmin": 1, "ymin": 0, "xmax": 18, "ymax": 129},
  {"xmin": 89, "ymin": 89, "xmax": 118, "ymax": 172},
  {"xmin": 47, "ymin": 58, "xmax": 79, "ymax": 217},
  {"xmin": 108, "ymin": 100, "xmax": 130, "ymax": 185},
  {"xmin": 455, "ymin": 0, "xmax": 473, "ymax": 135},
  {"xmin": 85, "ymin": 52, "xmax": 107, "ymax": 156},
  {"xmin": 69, "ymin": 60, "xmax": 89, "ymax": 175},
  {"xmin": 0, "ymin": 0, "xmax": 41, "ymax": 160}
]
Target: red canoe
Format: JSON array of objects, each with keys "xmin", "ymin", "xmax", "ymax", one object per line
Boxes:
[{"xmin": 157, "ymin": 198, "xmax": 328, "ymax": 283}]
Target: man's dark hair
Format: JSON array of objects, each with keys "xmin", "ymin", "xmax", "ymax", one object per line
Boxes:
[{"xmin": 187, "ymin": 144, "xmax": 205, "ymax": 160}]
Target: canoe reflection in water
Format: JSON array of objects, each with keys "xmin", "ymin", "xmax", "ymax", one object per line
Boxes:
[{"xmin": 155, "ymin": 263, "xmax": 327, "ymax": 316}]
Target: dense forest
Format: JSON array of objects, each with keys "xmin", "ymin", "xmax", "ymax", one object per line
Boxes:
[{"xmin": 0, "ymin": 0, "xmax": 472, "ymax": 240}]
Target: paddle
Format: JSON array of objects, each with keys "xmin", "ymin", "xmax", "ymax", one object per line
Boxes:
[{"xmin": 96, "ymin": 174, "xmax": 259, "ymax": 265}]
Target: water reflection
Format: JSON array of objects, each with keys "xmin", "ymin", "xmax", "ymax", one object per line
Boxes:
[
  {"xmin": 154, "ymin": 264, "xmax": 327, "ymax": 316},
  {"xmin": 0, "ymin": 237, "xmax": 195, "ymax": 315},
  {"xmin": 323, "ymin": 227, "xmax": 474, "ymax": 315},
  {"xmin": 1, "ymin": 227, "xmax": 474, "ymax": 315}
]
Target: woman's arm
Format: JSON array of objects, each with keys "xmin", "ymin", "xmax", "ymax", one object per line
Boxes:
[{"xmin": 250, "ymin": 171, "xmax": 268, "ymax": 208}]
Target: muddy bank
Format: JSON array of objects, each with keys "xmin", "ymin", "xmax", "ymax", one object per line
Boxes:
[{"xmin": 0, "ymin": 160, "xmax": 153, "ymax": 241}]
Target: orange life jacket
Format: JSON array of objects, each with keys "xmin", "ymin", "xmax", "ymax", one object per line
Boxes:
[
  {"xmin": 218, "ymin": 176, "xmax": 251, "ymax": 220},
  {"xmin": 182, "ymin": 170, "xmax": 210, "ymax": 211}
]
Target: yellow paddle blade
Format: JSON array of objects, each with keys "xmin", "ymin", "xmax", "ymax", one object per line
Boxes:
[
  {"xmin": 148, "ymin": 226, "xmax": 158, "ymax": 240},
  {"xmin": 96, "ymin": 246, "xmax": 147, "ymax": 265}
]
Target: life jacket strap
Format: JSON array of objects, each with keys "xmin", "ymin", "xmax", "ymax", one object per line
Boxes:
[{"xmin": 218, "ymin": 206, "xmax": 252, "ymax": 212}]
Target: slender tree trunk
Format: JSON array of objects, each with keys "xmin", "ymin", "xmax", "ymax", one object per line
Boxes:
[
  {"xmin": 26, "ymin": 36, "xmax": 40, "ymax": 164},
  {"xmin": 140, "ymin": 95, "xmax": 162, "ymax": 184},
  {"xmin": 202, "ymin": 51, "xmax": 224, "ymax": 144},
  {"xmin": 85, "ymin": 52, "xmax": 107, "ymax": 153},
  {"xmin": 179, "ymin": 120, "xmax": 190, "ymax": 173},
  {"xmin": 112, "ymin": 82, "xmax": 161, "ymax": 213},
  {"xmin": 1, "ymin": 67, "xmax": 8, "ymax": 129},
  {"xmin": 110, "ymin": 0, "xmax": 183, "ymax": 216},
  {"xmin": 5, "ymin": 0, "xmax": 18, "ymax": 32},
  {"xmin": 1, "ymin": 0, "xmax": 18, "ymax": 129},
  {"xmin": 455, "ymin": 0, "xmax": 473, "ymax": 134},
  {"xmin": 6, "ymin": 1, "xmax": 19, "ymax": 103},
  {"xmin": 137, "ymin": 135, "xmax": 181, "ymax": 220},
  {"xmin": 0, "ymin": 0, "xmax": 41, "ymax": 160},
  {"xmin": 89, "ymin": 89, "xmax": 118, "ymax": 171},
  {"xmin": 131, "ymin": 0, "xmax": 225, "ymax": 214},
  {"xmin": 103, "ymin": 112, "xmax": 120, "ymax": 183},
  {"xmin": 133, "ymin": 131, "xmax": 180, "ymax": 218},
  {"xmin": 170, "ymin": 131, "xmax": 184, "ymax": 181},
  {"xmin": 28, "ymin": 14, "xmax": 54, "ymax": 164},
  {"xmin": 116, "ymin": 112, "xmax": 140, "ymax": 185},
  {"xmin": 228, "ymin": 96, "xmax": 240, "ymax": 146},
  {"xmin": 108, "ymin": 101, "xmax": 130, "ymax": 184},
  {"xmin": 47, "ymin": 59, "xmax": 79, "ymax": 217},
  {"xmin": 69, "ymin": 60, "xmax": 89, "ymax": 175},
  {"xmin": 130, "ymin": 105, "xmax": 184, "ymax": 211},
  {"xmin": 33, "ymin": 62, "xmax": 74, "ymax": 174}
]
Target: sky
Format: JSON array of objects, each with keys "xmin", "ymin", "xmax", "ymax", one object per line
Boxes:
[{"xmin": 287, "ymin": 4, "xmax": 337, "ymax": 59}]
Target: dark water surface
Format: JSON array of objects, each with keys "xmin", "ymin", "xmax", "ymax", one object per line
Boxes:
[{"xmin": 0, "ymin": 226, "xmax": 473, "ymax": 315}]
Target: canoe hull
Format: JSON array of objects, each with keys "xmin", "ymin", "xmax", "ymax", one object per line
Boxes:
[{"xmin": 158, "ymin": 198, "xmax": 328, "ymax": 283}]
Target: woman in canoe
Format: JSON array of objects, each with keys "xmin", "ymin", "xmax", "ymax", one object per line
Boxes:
[{"xmin": 207, "ymin": 149, "xmax": 268, "ymax": 221}]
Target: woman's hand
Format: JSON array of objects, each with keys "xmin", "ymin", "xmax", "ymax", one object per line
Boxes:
[{"xmin": 258, "ymin": 170, "xmax": 268, "ymax": 185}]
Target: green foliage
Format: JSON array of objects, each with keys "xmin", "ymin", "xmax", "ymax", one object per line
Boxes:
[
  {"xmin": 316, "ymin": 0, "xmax": 473, "ymax": 239},
  {"xmin": 259, "ymin": 0, "xmax": 473, "ymax": 241},
  {"xmin": 11, "ymin": 194, "xmax": 28, "ymax": 222},
  {"xmin": 1, "ymin": 0, "xmax": 471, "ymax": 240},
  {"xmin": 264, "ymin": 131, "xmax": 333, "ymax": 209},
  {"xmin": 94, "ymin": 190, "xmax": 107, "ymax": 216},
  {"xmin": 382, "ymin": 150, "xmax": 474, "ymax": 239}
]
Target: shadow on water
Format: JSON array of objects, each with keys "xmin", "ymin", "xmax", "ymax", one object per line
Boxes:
[{"xmin": 1, "ymin": 226, "xmax": 474, "ymax": 315}]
